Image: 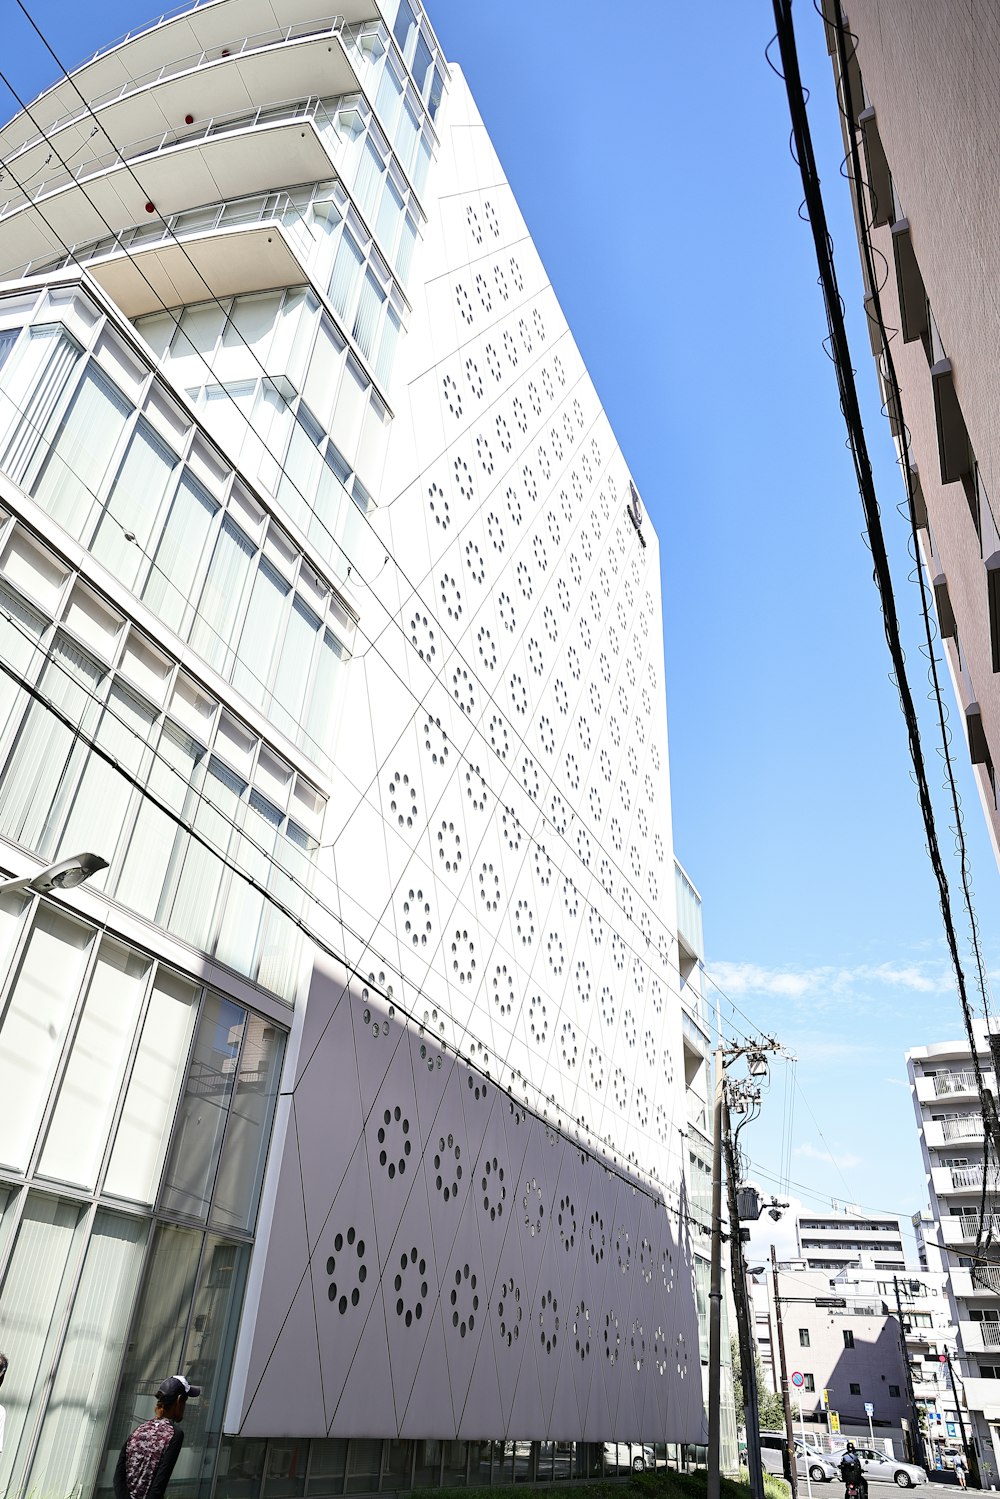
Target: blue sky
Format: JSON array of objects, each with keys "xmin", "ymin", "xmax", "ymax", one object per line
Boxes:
[{"xmin": 6, "ymin": 0, "xmax": 999, "ymax": 1259}]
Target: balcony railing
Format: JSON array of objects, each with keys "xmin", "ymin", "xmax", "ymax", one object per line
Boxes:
[
  {"xmin": 934, "ymin": 1071, "xmax": 980, "ymax": 1095},
  {"xmin": 0, "ymin": 96, "xmax": 328, "ymax": 219},
  {"xmin": 951, "ymin": 1211, "xmax": 1000, "ymax": 1239},
  {"xmin": 941, "ymin": 1116, "xmax": 986, "ymax": 1141},
  {"xmin": 978, "ymin": 1321, "xmax": 1000, "ymax": 1347},
  {"xmin": 20, "ymin": 186, "xmax": 319, "ymax": 279},
  {"xmin": 971, "ymin": 1264, "xmax": 1000, "ymax": 1293},
  {"xmin": 949, "ymin": 1165, "xmax": 1000, "ymax": 1190},
  {"xmin": 3, "ymin": 17, "xmax": 346, "ymax": 167}
]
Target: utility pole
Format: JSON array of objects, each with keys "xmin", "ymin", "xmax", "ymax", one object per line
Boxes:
[
  {"xmin": 707, "ymin": 1045, "xmax": 725, "ymax": 1499},
  {"xmin": 771, "ymin": 1244, "xmax": 799, "ymax": 1499},
  {"xmin": 724, "ymin": 1093, "xmax": 765, "ymax": 1499},
  {"xmin": 891, "ymin": 1277, "xmax": 924, "ymax": 1466},
  {"xmin": 945, "ymin": 1350, "xmax": 979, "ymax": 1488}
]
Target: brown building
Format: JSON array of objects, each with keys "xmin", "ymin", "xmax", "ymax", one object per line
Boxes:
[{"xmin": 824, "ymin": 0, "xmax": 1000, "ymax": 862}]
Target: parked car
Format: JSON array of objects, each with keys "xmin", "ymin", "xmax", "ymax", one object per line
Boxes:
[
  {"xmin": 759, "ymin": 1433, "xmax": 838, "ymax": 1483},
  {"xmin": 603, "ymin": 1442, "xmax": 654, "ymax": 1472},
  {"xmin": 849, "ymin": 1447, "xmax": 928, "ymax": 1489}
]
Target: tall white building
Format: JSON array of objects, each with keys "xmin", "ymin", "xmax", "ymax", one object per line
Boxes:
[
  {"xmin": 0, "ymin": 2, "xmax": 713, "ymax": 1496},
  {"xmin": 908, "ymin": 1028, "xmax": 1000, "ymax": 1478}
]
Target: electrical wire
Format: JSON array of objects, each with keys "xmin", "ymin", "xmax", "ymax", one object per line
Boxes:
[{"xmin": 769, "ymin": 1, "xmax": 1000, "ymax": 1277}]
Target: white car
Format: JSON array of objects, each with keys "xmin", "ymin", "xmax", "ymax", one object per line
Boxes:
[
  {"xmin": 759, "ymin": 1433, "xmax": 839, "ymax": 1482},
  {"xmin": 603, "ymin": 1442, "xmax": 654, "ymax": 1472},
  {"xmin": 848, "ymin": 1447, "xmax": 929, "ymax": 1489}
]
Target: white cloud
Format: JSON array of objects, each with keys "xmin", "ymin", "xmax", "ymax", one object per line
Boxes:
[
  {"xmin": 794, "ymin": 1141, "xmax": 862, "ymax": 1170},
  {"xmin": 710, "ymin": 957, "xmax": 951, "ymax": 1008}
]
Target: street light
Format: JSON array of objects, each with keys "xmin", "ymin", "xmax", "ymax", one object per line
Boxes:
[{"xmin": 0, "ymin": 852, "xmax": 108, "ymax": 896}]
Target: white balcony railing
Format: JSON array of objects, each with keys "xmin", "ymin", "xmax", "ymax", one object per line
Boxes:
[
  {"xmin": 949, "ymin": 1212, "xmax": 1000, "ymax": 1240},
  {"xmin": 971, "ymin": 1264, "xmax": 1000, "ymax": 1293},
  {"xmin": 2, "ymin": 17, "xmax": 346, "ymax": 169},
  {"xmin": 942, "ymin": 1116, "xmax": 986, "ymax": 1141},
  {"xmin": 934, "ymin": 1071, "xmax": 980, "ymax": 1095}
]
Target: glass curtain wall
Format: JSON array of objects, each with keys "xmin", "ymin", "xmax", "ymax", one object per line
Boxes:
[{"xmin": 0, "ymin": 891, "xmax": 285, "ymax": 1499}]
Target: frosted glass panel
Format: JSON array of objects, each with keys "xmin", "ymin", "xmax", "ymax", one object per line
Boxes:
[
  {"xmin": 143, "ymin": 472, "xmax": 218, "ymax": 633},
  {"xmin": 190, "ymin": 516, "xmax": 255, "ymax": 673},
  {"xmin": 232, "ymin": 560, "xmax": 288, "ymax": 708},
  {"xmin": 32, "ymin": 367, "xmax": 130, "ymax": 538},
  {"xmin": 91, "ymin": 420, "xmax": 177, "ymax": 587},
  {"xmin": 27, "ymin": 1211, "xmax": 148, "ymax": 1499},
  {"xmin": 55, "ymin": 683, "xmax": 155, "ymax": 881},
  {"xmin": 0, "ymin": 905, "xmax": 94, "ymax": 1170},
  {"xmin": 0, "ymin": 1195, "xmax": 84, "ymax": 1498},
  {"xmin": 160, "ymin": 991, "xmax": 245, "ymax": 1220},
  {"xmin": 105, "ymin": 966, "xmax": 199, "ymax": 1203},
  {"xmin": 0, "ymin": 581, "xmax": 46, "ymax": 750},
  {"xmin": 39, "ymin": 941, "xmax": 151, "ymax": 1188}
]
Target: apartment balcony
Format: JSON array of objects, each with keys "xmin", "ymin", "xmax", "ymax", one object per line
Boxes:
[
  {"xmin": 923, "ymin": 1116, "xmax": 986, "ymax": 1149},
  {"xmin": 0, "ymin": 99, "xmax": 336, "ymax": 279},
  {"xmin": 0, "ymin": 0, "xmax": 375, "ymax": 161},
  {"xmin": 941, "ymin": 1213, "xmax": 1000, "ymax": 1248},
  {"xmin": 952, "ymin": 1266, "xmax": 1000, "ymax": 1299},
  {"xmin": 931, "ymin": 1164, "xmax": 1000, "ymax": 1198},
  {"xmin": 21, "ymin": 189, "xmax": 318, "ymax": 316},
  {"xmin": 959, "ymin": 1320, "xmax": 1000, "ymax": 1354},
  {"xmin": 915, "ymin": 1070, "xmax": 994, "ymax": 1103}
]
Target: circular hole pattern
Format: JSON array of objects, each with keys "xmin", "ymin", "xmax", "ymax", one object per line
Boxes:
[
  {"xmin": 538, "ymin": 1288, "xmax": 559, "ymax": 1354},
  {"xmin": 491, "ymin": 961, "xmax": 514, "ymax": 1017},
  {"xmin": 450, "ymin": 927, "xmax": 477, "ymax": 985},
  {"xmin": 528, "ymin": 994, "xmax": 549, "ymax": 1045},
  {"xmin": 393, "ymin": 1245, "xmax": 429, "ymax": 1327},
  {"xmin": 434, "ymin": 1134, "xmax": 462, "ymax": 1201},
  {"xmin": 574, "ymin": 1300, "xmax": 591, "ymax": 1359},
  {"xmin": 376, "ymin": 1105, "xmax": 411, "ymax": 1180},
  {"xmin": 496, "ymin": 1276, "xmax": 521, "ymax": 1346},
  {"xmin": 436, "ymin": 819, "xmax": 463, "ymax": 872},
  {"xmin": 558, "ymin": 1196, "xmax": 577, "ymax": 1251},
  {"xmin": 387, "ymin": 769, "xmax": 418, "ymax": 829},
  {"xmin": 522, "ymin": 1178, "xmax": 544, "ymax": 1236},
  {"xmin": 481, "ymin": 1155, "xmax": 506, "ymax": 1220},
  {"xmin": 402, "ymin": 887, "xmax": 432, "ymax": 948},
  {"xmin": 326, "ymin": 1225, "xmax": 367, "ymax": 1315},
  {"xmin": 449, "ymin": 1263, "xmax": 479, "ymax": 1338}
]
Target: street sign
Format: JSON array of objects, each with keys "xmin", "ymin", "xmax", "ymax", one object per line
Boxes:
[
  {"xmin": 815, "ymin": 1297, "xmax": 848, "ymax": 1308},
  {"xmin": 865, "ymin": 1402, "xmax": 874, "ymax": 1415},
  {"xmin": 791, "ymin": 1371, "xmax": 805, "ymax": 1388},
  {"xmin": 821, "ymin": 1389, "xmax": 830, "ymax": 1410},
  {"xmin": 829, "ymin": 1412, "xmax": 841, "ymax": 1434}
]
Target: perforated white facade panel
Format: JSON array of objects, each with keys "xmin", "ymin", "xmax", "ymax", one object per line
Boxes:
[{"xmin": 227, "ymin": 66, "xmax": 704, "ymax": 1445}]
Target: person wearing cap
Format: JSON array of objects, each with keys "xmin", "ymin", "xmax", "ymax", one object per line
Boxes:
[{"xmin": 113, "ymin": 1376, "xmax": 201, "ymax": 1499}]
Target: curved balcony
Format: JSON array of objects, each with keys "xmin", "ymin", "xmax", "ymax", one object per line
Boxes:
[
  {"xmin": 0, "ymin": 0, "xmax": 376, "ymax": 159},
  {"xmin": 0, "ymin": 99, "xmax": 336, "ymax": 278}
]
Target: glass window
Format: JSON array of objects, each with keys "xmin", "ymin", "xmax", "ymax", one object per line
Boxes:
[
  {"xmin": 803, "ymin": 1373, "xmax": 815, "ymax": 1391},
  {"xmin": 302, "ymin": 628, "xmax": 345, "ymax": 764},
  {"xmin": 844, "ymin": 1329, "xmax": 855, "ymax": 1349},
  {"xmin": 2, "ymin": 325, "xmax": 80, "ymax": 484},
  {"xmin": 160, "ymin": 990, "xmax": 245, "ymax": 1221},
  {"xmin": 167, "ymin": 755, "xmax": 243, "ymax": 953},
  {"xmin": 411, "ymin": 33, "xmax": 433, "ymax": 96},
  {"xmin": 0, "ymin": 904, "xmax": 95, "ymax": 1171},
  {"xmin": 383, "ymin": 1442, "xmax": 411, "ymax": 1491},
  {"xmin": 306, "ymin": 1440, "xmax": 347, "ymax": 1496},
  {"xmin": 277, "ymin": 408, "xmax": 323, "ymax": 537},
  {"xmin": 214, "ymin": 790, "xmax": 278, "ymax": 979},
  {"xmin": 104, "ymin": 966, "xmax": 200, "ymax": 1203},
  {"xmin": 392, "ymin": 0, "xmax": 418, "ymax": 62},
  {"xmin": 27, "ymin": 1210, "xmax": 148, "ymax": 1499},
  {"xmin": 0, "ymin": 581, "xmax": 46, "ymax": 750},
  {"xmin": 216, "ymin": 1438, "xmax": 267, "ymax": 1499},
  {"xmin": 395, "ymin": 212, "xmax": 417, "ymax": 282},
  {"xmin": 375, "ymin": 58, "xmax": 404, "ymax": 135},
  {"xmin": 0, "ymin": 327, "xmax": 19, "ymax": 372},
  {"xmin": 353, "ymin": 269, "xmax": 386, "ymax": 361},
  {"xmin": 54, "ymin": 681, "xmax": 156, "ymax": 884},
  {"xmin": 32, "ymin": 366, "xmax": 131, "ymax": 538},
  {"xmin": 799, "ymin": 1329, "xmax": 810, "ymax": 1347},
  {"xmin": 0, "ymin": 632, "xmax": 105, "ymax": 857},
  {"xmin": 265, "ymin": 1442, "xmax": 307, "ymax": 1499},
  {"xmin": 328, "ymin": 231, "xmax": 365, "ymax": 320},
  {"xmin": 850, "ymin": 1382, "xmax": 861, "ymax": 1395},
  {"xmin": 38, "ymin": 940, "xmax": 151, "ymax": 1189},
  {"xmin": 375, "ymin": 178, "xmax": 405, "ymax": 257},
  {"xmin": 374, "ymin": 305, "xmax": 401, "ymax": 388},
  {"xmin": 91, "ymin": 419, "xmax": 177, "ymax": 587},
  {"xmin": 0, "ymin": 1194, "xmax": 86, "ymax": 1497},
  {"xmin": 143, "ymin": 470, "xmax": 218, "ymax": 634},
  {"xmin": 211, "ymin": 1013, "xmax": 284, "ymax": 1233},
  {"xmin": 115, "ymin": 720, "xmax": 204, "ymax": 923},
  {"xmin": 190, "ymin": 516, "xmax": 256, "ymax": 674},
  {"xmin": 271, "ymin": 596, "xmax": 321, "ymax": 740},
  {"xmin": 346, "ymin": 1439, "xmax": 382, "ymax": 1494},
  {"xmin": 353, "ymin": 138, "xmax": 384, "ymax": 222},
  {"xmin": 179, "ymin": 1236, "xmax": 251, "ymax": 1484},
  {"xmin": 427, "ymin": 67, "xmax": 444, "ymax": 121},
  {"xmin": 413, "ymin": 133, "xmax": 432, "ymax": 197},
  {"xmin": 232, "ymin": 559, "xmax": 289, "ymax": 709},
  {"xmin": 889, "ymin": 1385, "xmax": 901, "ymax": 1398}
]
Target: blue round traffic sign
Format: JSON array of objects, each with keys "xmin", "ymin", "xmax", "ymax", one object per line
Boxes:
[{"xmin": 791, "ymin": 1371, "xmax": 805, "ymax": 1388}]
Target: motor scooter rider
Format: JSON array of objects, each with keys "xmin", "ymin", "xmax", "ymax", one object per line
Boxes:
[{"xmin": 839, "ymin": 1443, "xmax": 868, "ymax": 1499}]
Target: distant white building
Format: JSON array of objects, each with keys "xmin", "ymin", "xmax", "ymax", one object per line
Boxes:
[
  {"xmin": 796, "ymin": 1211, "xmax": 908, "ymax": 1273},
  {"xmin": 909, "ymin": 1026, "xmax": 1000, "ymax": 1477}
]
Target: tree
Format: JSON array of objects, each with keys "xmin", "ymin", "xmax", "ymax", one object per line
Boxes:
[{"xmin": 731, "ymin": 1336, "xmax": 787, "ymax": 1435}]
